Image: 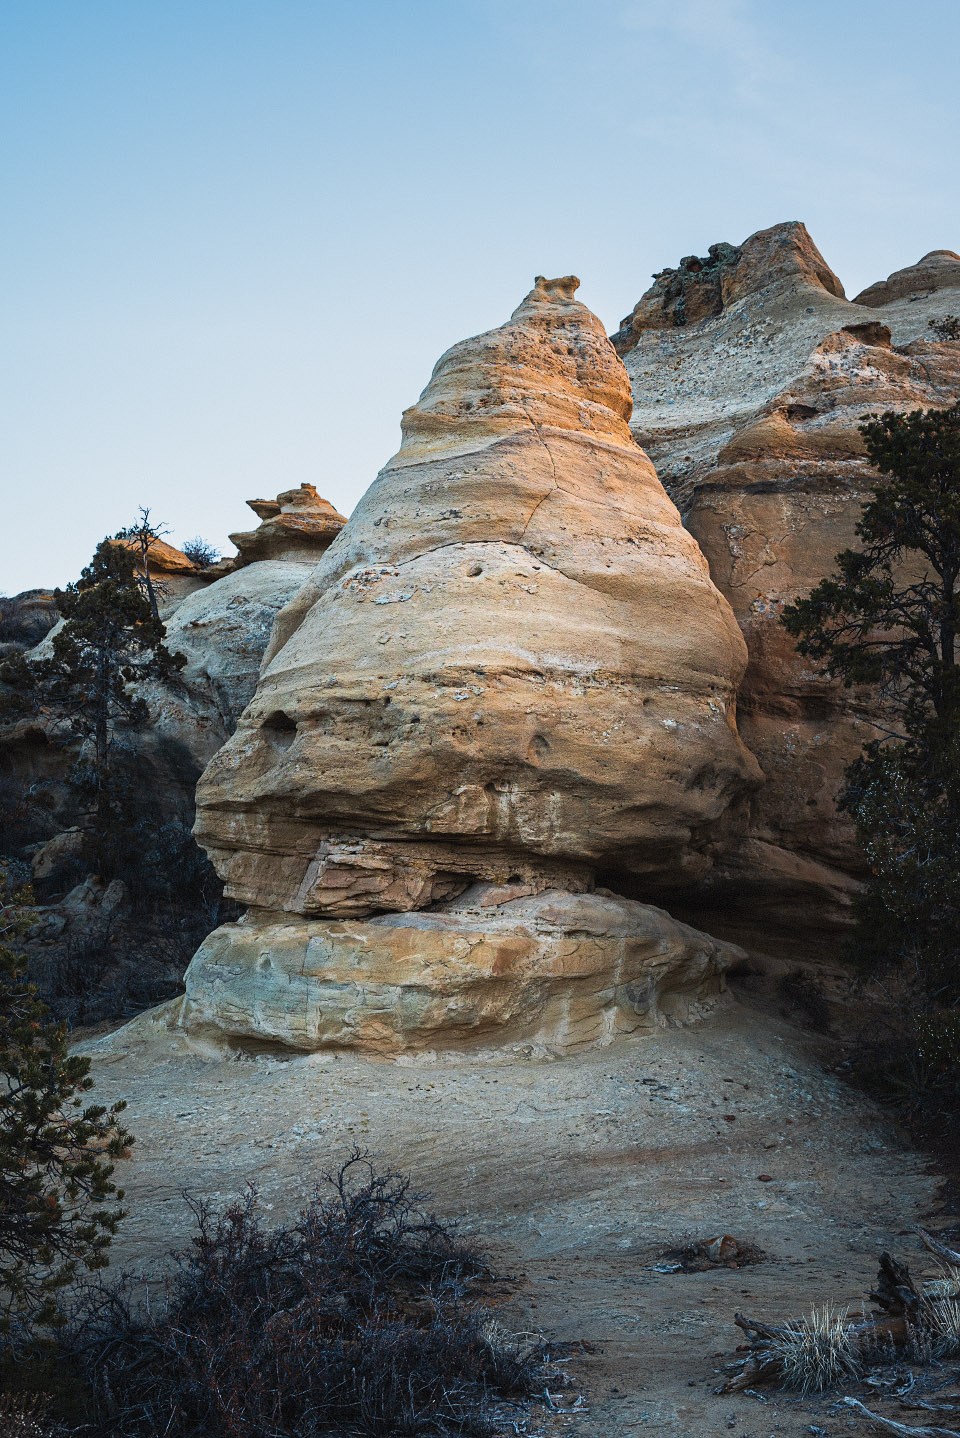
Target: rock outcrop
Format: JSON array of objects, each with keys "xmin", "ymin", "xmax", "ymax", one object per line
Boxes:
[
  {"xmin": 228, "ymin": 484, "xmax": 347, "ymax": 566},
  {"xmin": 615, "ymin": 222, "xmax": 960, "ymax": 950},
  {"xmin": 852, "ymin": 249, "xmax": 960, "ymax": 309},
  {"xmin": 180, "ymin": 886, "xmax": 739, "ymax": 1054},
  {"xmin": 144, "ymin": 487, "xmax": 347, "ymax": 771},
  {"xmin": 183, "ymin": 275, "xmax": 759, "ymax": 1052},
  {"xmin": 0, "ymin": 590, "xmax": 59, "ymax": 658},
  {"xmin": 0, "ymin": 490, "xmax": 347, "ymax": 1024},
  {"xmin": 196, "ymin": 275, "xmax": 759, "ymax": 912},
  {"xmin": 114, "ymin": 535, "xmax": 216, "ymax": 612}
]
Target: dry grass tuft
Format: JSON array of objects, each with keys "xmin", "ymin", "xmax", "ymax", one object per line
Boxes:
[{"xmin": 772, "ymin": 1306, "xmax": 862, "ymax": 1394}]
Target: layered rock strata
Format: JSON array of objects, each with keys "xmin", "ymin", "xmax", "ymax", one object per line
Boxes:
[
  {"xmin": 228, "ymin": 484, "xmax": 346, "ymax": 566},
  {"xmin": 615, "ymin": 223, "xmax": 960, "ymax": 947},
  {"xmin": 195, "ymin": 275, "xmax": 759, "ymax": 912},
  {"xmin": 183, "ymin": 275, "xmax": 759, "ymax": 1051},
  {"xmin": 180, "ymin": 887, "xmax": 740, "ymax": 1054}
]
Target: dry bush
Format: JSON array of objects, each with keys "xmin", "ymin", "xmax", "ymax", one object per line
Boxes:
[
  {"xmin": 0, "ymin": 1393, "xmax": 70, "ymax": 1438},
  {"xmin": 68, "ymin": 1153, "xmax": 544, "ymax": 1437},
  {"xmin": 722, "ymin": 1240, "xmax": 960, "ymax": 1396}
]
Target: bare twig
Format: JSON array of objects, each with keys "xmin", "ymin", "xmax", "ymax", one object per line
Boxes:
[
  {"xmin": 913, "ymin": 1227, "xmax": 960, "ymax": 1267},
  {"xmin": 842, "ymin": 1396, "xmax": 960, "ymax": 1435}
]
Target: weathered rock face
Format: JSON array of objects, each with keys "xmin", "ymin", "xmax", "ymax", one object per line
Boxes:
[
  {"xmin": 852, "ymin": 250, "xmax": 960, "ymax": 309},
  {"xmin": 179, "ymin": 886, "xmax": 739, "ymax": 1054},
  {"xmin": 142, "ymin": 489, "xmax": 347, "ymax": 773},
  {"xmin": 180, "ymin": 276, "xmax": 759, "ymax": 1054},
  {"xmin": 616, "ymin": 222, "xmax": 960, "ymax": 947},
  {"xmin": 194, "ymin": 275, "xmax": 760, "ymax": 924},
  {"xmin": 229, "ymin": 484, "xmax": 347, "ymax": 566},
  {"xmin": 0, "ymin": 590, "xmax": 59, "ymax": 659}
]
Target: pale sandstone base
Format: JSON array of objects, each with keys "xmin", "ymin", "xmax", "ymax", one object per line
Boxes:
[{"xmin": 178, "ymin": 888, "xmax": 741, "ymax": 1054}]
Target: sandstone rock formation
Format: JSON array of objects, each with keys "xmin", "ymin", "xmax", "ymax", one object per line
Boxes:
[
  {"xmin": 183, "ymin": 275, "xmax": 759, "ymax": 1052},
  {"xmin": 149, "ymin": 488, "xmax": 346, "ymax": 768},
  {"xmin": 195, "ymin": 275, "xmax": 759, "ymax": 914},
  {"xmin": 180, "ymin": 886, "xmax": 739, "ymax": 1054},
  {"xmin": 0, "ymin": 590, "xmax": 59, "ymax": 658},
  {"xmin": 852, "ymin": 249, "xmax": 960, "ymax": 309},
  {"xmin": 614, "ymin": 222, "xmax": 960, "ymax": 949},
  {"xmin": 0, "ymin": 490, "xmax": 347, "ymax": 1024},
  {"xmin": 143, "ymin": 487, "xmax": 347, "ymax": 772},
  {"xmin": 228, "ymin": 484, "xmax": 346, "ymax": 566}
]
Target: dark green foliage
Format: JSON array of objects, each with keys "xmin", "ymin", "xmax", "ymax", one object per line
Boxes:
[
  {"xmin": 0, "ymin": 874, "xmax": 132, "ymax": 1350},
  {"xmin": 929, "ymin": 314, "xmax": 960, "ymax": 342},
  {"xmin": 1, "ymin": 528, "xmax": 185, "ymax": 880},
  {"xmin": 782, "ymin": 403, "xmax": 960, "ymax": 1005},
  {"xmin": 72, "ymin": 1155, "xmax": 542, "ymax": 1437}
]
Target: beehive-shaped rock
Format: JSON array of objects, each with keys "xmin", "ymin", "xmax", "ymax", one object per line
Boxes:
[{"xmin": 193, "ymin": 276, "xmax": 760, "ymax": 920}]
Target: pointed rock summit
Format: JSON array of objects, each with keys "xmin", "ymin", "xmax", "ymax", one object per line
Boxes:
[
  {"xmin": 194, "ymin": 275, "xmax": 759, "ymax": 916},
  {"xmin": 181, "ymin": 277, "xmax": 759, "ymax": 1053}
]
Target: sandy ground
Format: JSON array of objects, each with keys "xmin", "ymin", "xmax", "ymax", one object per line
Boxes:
[{"xmin": 76, "ymin": 988, "xmax": 955, "ymax": 1437}]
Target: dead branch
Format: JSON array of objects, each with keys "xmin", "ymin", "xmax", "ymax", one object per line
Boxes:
[
  {"xmin": 719, "ymin": 1245, "xmax": 960, "ymax": 1396},
  {"xmin": 913, "ymin": 1227, "xmax": 960, "ymax": 1268},
  {"xmin": 842, "ymin": 1396, "xmax": 960, "ymax": 1436}
]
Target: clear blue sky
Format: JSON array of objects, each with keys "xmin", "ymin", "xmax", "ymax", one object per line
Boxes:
[{"xmin": 2, "ymin": 0, "xmax": 959, "ymax": 593}]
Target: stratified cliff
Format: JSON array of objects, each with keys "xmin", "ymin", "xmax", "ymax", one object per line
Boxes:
[{"xmin": 615, "ymin": 223, "xmax": 960, "ymax": 951}]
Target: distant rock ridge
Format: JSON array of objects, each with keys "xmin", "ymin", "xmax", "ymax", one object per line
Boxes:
[
  {"xmin": 611, "ymin": 222, "xmax": 845, "ymax": 353},
  {"xmin": 614, "ymin": 220, "xmax": 960, "ymax": 951},
  {"xmin": 853, "ymin": 249, "xmax": 960, "ymax": 308},
  {"xmin": 180, "ymin": 275, "xmax": 759, "ymax": 1052}
]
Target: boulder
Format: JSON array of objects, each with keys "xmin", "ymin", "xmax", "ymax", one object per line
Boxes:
[
  {"xmin": 615, "ymin": 223, "xmax": 960, "ymax": 949},
  {"xmin": 194, "ymin": 275, "xmax": 760, "ymax": 920},
  {"xmin": 179, "ymin": 887, "xmax": 740, "ymax": 1055}
]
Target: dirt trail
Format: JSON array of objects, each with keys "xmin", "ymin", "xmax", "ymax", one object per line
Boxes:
[{"xmin": 78, "ymin": 993, "xmax": 945, "ymax": 1436}]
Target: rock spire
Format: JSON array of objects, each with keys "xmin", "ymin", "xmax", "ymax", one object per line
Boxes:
[{"xmin": 180, "ymin": 275, "xmax": 759, "ymax": 1053}]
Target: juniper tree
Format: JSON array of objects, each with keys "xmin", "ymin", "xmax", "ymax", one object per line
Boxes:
[
  {"xmin": 0, "ymin": 873, "xmax": 132, "ymax": 1348},
  {"xmin": 782, "ymin": 402, "xmax": 960, "ymax": 1001},
  {"xmin": 1, "ymin": 530, "xmax": 184, "ymax": 877}
]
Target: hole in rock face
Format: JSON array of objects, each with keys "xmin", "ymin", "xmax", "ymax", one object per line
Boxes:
[
  {"xmin": 528, "ymin": 733, "xmax": 551, "ymax": 763},
  {"xmin": 784, "ymin": 403, "xmax": 818, "ymax": 423},
  {"xmin": 467, "ymin": 564, "xmax": 483, "ymax": 577},
  {"xmin": 261, "ymin": 710, "xmax": 297, "ymax": 750}
]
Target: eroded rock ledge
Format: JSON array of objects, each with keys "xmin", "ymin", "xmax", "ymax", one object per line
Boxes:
[{"xmin": 179, "ymin": 887, "xmax": 739, "ymax": 1055}]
